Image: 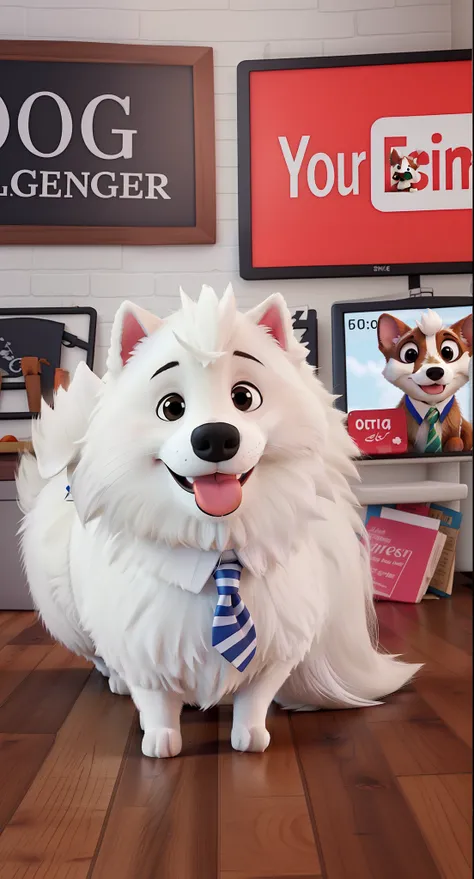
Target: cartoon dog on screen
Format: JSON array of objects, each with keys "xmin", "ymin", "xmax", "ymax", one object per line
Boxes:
[
  {"xmin": 390, "ymin": 148, "xmax": 422, "ymax": 192},
  {"xmin": 378, "ymin": 309, "xmax": 472, "ymax": 454}
]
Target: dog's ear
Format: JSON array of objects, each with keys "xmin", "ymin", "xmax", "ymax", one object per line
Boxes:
[
  {"xmin": 450, "ymin": 313, "xmax": 472, "ymax": 353},
  {"xmin": 246, "ymin": 293, "xmax": 293, "ymax": 351},
  {"xmin": 390, "ymin": 148, "xmax": 401, "ymax": 165},
  {"xmin": 106, "ymin": 301, "xmax": 163, "ymax": 375},
  {"xmin": 378, "ymin": 313, "xmax": 411, "ymax": 353}
]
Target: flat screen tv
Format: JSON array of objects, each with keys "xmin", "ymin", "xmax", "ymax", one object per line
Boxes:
[
  {"xmin": 237, "ymin": 49, "xmax": 472, "ymax": 280},
  {"xmin": 332, "ymin": 296, "xmax": 472, "ymax": 459}
]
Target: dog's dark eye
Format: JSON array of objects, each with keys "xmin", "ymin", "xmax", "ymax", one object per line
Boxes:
[
  {"xmin": 156, "ymin": 393, "xmax": 185, "ymax": 421},
  {"xmin": 396, "ymin": 165, "xmax": 401, "ymax": 170},
  {"xmin": 440, "ymin": 341, "xmax": 459, "ymax": 362},
  {"xmin": 399, "ymin": 342, "xmax": 419, "ymax": 364},
  {"xmin": 231, "ymin": 382, "xmax": 263, "ymax": 412}
]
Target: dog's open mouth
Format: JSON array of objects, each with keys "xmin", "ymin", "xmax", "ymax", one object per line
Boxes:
[
  {"xmin": 419, "ymin": 383, "xmax": 445, "ymax": 395},
  {"xmin": 166, "ymin": 467, "xmax": 253, "ymax": 517}
]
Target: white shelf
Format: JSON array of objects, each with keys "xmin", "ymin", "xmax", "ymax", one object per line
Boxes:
[
  {"xmin": 354, "ymin": 480, "xmax": 468, "ymax": 506},
  {"xmin": 357, "ymin": 456, "xmax": 471, "ymax": 467}
]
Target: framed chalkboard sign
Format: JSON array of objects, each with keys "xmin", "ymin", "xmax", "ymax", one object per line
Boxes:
[{"xmin": 0, "ymin": 42, "xmax": 216, "ymax": 245}]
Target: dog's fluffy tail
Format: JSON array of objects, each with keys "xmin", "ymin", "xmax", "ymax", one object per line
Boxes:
[
  {"xmin": 32, "ymin": 361, "xmax": 101, "ymax": 481},
  {"xmin": 276, "ymin": 645, "xmax": 420, "ymax": 711},
  {"xmin": 276, "ymin": 533, "xmax": 421, "ymax": 710},
  {"xmin": 16, "ymin": 362, "xmax": 101, "ymax": 515},
  {"xmin": 16, "ymin": 453, "xmax": 47, "ymax": 515}
]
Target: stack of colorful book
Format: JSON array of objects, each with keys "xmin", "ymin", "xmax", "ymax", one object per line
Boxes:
[{"xmin": 365, "ymin": 502, "xmax": 463, "ymax": 603}]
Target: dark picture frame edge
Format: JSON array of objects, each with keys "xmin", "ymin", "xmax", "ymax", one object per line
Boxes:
[
  {"xmin": 237, "ymin": 48, "xmax": 473, "ymax": 280},
  {"xmin": 0, "ymin": 40, "xmax": 216, "ymax": 246}
]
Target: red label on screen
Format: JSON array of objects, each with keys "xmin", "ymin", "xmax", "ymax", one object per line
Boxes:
[
  {"xmin": 348, "ymin": 408, "xmax": 408, "ymax": 455},
  {"xmin": 248, "ymin": 60, "xmax": 472, "ymax": 269}
]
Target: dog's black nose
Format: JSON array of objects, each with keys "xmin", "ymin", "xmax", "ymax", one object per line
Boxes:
[
  {"xmin": 426, "ymin": 367, "xmax": 445, "ymax": 382},
  {"xmin": 191, "ymin": 422, "xmax": 240, "ymax": 462}
]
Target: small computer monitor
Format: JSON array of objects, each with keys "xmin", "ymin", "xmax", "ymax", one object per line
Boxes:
[{"xmin": 332, "ymin": 295, "xmax": 472, "ymax": 458}]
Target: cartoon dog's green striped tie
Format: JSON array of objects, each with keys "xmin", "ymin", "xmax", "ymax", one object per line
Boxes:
[{"xmin": 425, "ymin": 407, "xmax": 442, "ymax": 454}]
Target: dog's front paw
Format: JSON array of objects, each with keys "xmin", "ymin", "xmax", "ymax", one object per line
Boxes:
[
  {"xmin": 231, "ymin": 724, "xmax": 271, "ymax": 753},
  {"xmin": 142, "ymin": 728, "xmax": 182, "ymax": 758},
  {"xmin": 108, "ymin": 673, "xmax": 130, "ymax": 696},
  {"xmin": 444, "ymin": 437, "xmax": 464, "ymax": 452}
]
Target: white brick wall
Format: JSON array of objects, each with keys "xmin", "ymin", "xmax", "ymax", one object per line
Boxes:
[
  {"xmin": 451, "ymin": 0, "xmax": 473, "ymax": 48},
  {"xmin": 0, "ymin": 0, "xmax": 470, "ymax": 383}
]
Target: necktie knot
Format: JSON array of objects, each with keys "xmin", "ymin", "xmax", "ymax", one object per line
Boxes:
[
  {"xmin": 426, "ymin": 407, "xmax": 440, "ymax": 426},
  {"xmin": 424, "ymin": 406, "xmax": 442, "ymax": 454},
  {"xmin": 211, "ymin": 552, "xmax": 256, "ymax": 672},
  {"xmin": 213, "ymin": 554, "xmax": 242, "ymax": 595}
]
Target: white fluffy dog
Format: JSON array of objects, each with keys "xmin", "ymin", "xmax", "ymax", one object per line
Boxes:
[{"xmin": 17, "ymin": 286, "xmax": 420, "ymax": 758}]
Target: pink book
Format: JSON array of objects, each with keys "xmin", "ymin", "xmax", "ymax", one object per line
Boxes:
[{"xmin": 366, "ymin": 516, "xmax": 446, "ymax": 603}]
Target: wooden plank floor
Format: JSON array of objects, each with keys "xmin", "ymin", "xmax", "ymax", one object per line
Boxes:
[{"xmin": 0, "ymin": 582, "xmax": 471, "ymax": 879}]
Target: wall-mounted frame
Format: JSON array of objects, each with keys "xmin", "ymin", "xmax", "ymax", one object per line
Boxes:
[
  {"xmin": 237, "ymin": 49, "xmax": 472, "ymax": 280},
  {"xmin": 0, "ymin": 41, "xmax": 215, "ymax": 245},
  {"xmin": 0, "ymin": 307, "xmax": 96, "ymax": 427}
]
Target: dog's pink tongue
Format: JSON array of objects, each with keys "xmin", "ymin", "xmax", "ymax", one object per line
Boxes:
[
  {"xmin": 421, "ymin": 384, "xmax": 444, "ymax": 395},
  {"xmin": 193, "ymin": 473, "xmax": 242, "ymax": 516}
]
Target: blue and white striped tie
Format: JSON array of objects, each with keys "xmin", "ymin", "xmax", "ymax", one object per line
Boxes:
[{"xmin": 212, "ymin": 551, "xmax": 256, "ymax": 672}]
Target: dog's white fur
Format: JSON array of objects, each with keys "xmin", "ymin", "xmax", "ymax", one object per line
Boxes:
[{"xmin": 17, "ymin": 287, "xmax": 420, "ymax": 757}]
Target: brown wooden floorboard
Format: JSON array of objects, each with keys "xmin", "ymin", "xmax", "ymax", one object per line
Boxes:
[
  {"xmin": 0, "ymin": 586, "xmax": 471, "ymax": 879},
  {"xmin": 0, "ymin": 612, "xmax": 36, "ymax": 651},
  {"xmin": 9, "ymin": 619, "xmax": 56, "ymax": 646},
  {"xmin": 399, "ymin": 774, "xmax": 472, "ymax": 879},
  {"xmin": 290, "ymin": 709, "xmax": 442, "ymax": 879},
  {"xmin": 90, "ymin": 707, "xmax": 219, "ymax": 879},
  {"xmin": 219, "ymin": 705, "xmax": 321, "ymax": 878},
  {"xmin": 402, "ymin": 599, "xmax": 473, "ymax": 655},
  {"xmin": 0, "ymin": 644, "xmax": 53, "ymax": 708},
  {"xmin": 0, "ymin": 733, "xmax": 55, "ymax": 832},
  {"xmin": 0, "ymin": 644, "xmax": 93, "ymax": 734},
  {"xmin": 377, "ymin": 601, "xmax": 471, "ymax": 676},
  {"xmin": 415, "ymin": 672, "xmax": 472, "ymax": 748},
  {"xmin": 0, "ymin": 671, "xmax": 135, "ymax": 878}
]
